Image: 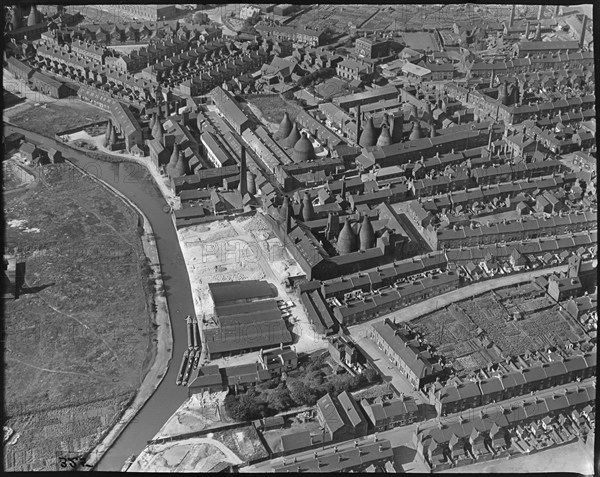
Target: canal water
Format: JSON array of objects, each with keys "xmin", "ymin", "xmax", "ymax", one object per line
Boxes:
[
  {"xmin": 83, "ymin": 159, "xmax": 193, "ymax": 471},
  {"xmin": 5, "ymin": 124, "xmax": 194, "ymax": 471}
]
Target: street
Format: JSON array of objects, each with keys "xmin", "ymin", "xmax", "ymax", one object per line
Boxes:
[{"xmin": 241, "ymin": 375, "xmax": 594, "ymax": 473}]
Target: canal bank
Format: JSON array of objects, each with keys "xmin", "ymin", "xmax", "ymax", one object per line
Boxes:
[
  {"xmin": 62, "ymin": 157, "xmax": 174, "ymax": 471},
  {"xmin": 5, "ymin": 122, "xmax": 195, "ymax": 471}
]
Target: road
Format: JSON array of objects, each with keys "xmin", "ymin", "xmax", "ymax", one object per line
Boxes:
[
  {"xmin": 241, "ymin": 376, "xmax": 595, "ymax": 473},
  {"xmin": 4, "ymin": 122, "xmax": 195, "ymax": 471},
  {"xmin": 347, "ymin": 265, "xmax": 569, "ymax": 400}
]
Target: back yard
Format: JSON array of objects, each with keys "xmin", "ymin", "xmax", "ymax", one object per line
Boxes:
[
  {"xmin": 4, "ymin": 161, "xmax": 152, "ymax": 470},
  {"xmin": 411, "ymin": 287, "xmax": 586, "ymax": 377}
]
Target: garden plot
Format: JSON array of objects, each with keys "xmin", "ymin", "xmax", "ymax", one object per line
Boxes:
[{"xmin": 410, "ymin": 286, "xmax": 586, "ymax": 378}]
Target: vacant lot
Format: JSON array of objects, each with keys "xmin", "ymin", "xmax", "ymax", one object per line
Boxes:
[
  {"xmin": 4, "ymin": 161, "xmax": 151, "ymax": 470},
  {"xmin": 8, "ymin": 101, "xmax": 109, "ymax": 137},
  {"xmin": 245, "ymin": 94, "xmax": 302, "ymax": 127}
]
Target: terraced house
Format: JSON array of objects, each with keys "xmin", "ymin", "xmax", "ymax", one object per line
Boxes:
[{"xmin": 370, "ymin": 318, "xmax": 443, "ymax": 389}]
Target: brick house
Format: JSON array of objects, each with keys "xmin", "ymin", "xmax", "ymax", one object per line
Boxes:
[{"xmin": 360, "ymin": 396, "xmax": 421, "ymax": 431}]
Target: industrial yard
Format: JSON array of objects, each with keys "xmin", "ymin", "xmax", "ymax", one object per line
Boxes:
[{"xmin": 177, "ymin": 213, "xmax": 327, "ymax": 360}]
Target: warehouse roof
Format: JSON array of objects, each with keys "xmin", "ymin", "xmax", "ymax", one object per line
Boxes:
[
  {"xmin": 203, "ymin": 320, "xmax": 291, "ymax": 354},
  {"xmin": 208, "ymin": 280, "xmax": 277, "ymax": 306}
]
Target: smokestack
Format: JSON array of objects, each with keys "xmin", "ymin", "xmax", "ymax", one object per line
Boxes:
[
  {"xmin": 356, "ymin": 104, "xmax": 362, "ymax": 146},
  {"xmin": 509, "ymin": 4, "xmax": 515, "ymax": 28},
  {"xmin": 238, "ymin": 147, "xmax": 247, "ymax": 196},
  {"xmin": 246, "ymin": 171, "xmax": 256, "ymax": 195},
  {"xmin": 537, "ymin": 5, "xmax": 543, "ymax": 21},
  {"xmin": 535, "ymin": 22, "xmax": 542, "ymax": 41},
  {"xmin": 579, "ymin": 15, "xmax": 588, "ymax": 50},
  {"xmin": 554, "ymin": 5, "xmax": 560, "ymax": 18},
  {"xmin": 281, "ymin": 196, "xmax": 292, "ymax": 234},
  {"xmin": 326, "ymin": 212, "xmax": 339, "ymax": 241},
  {"xmin": 525, "ymin": 22, "xmax": 530, "ymax": 40}
]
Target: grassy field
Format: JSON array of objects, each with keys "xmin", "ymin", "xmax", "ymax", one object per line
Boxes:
[
  {"xmin": 3, "ymin": 161, "xmax": 152, "ymax": 471},
  {"xmin": 245, "ymin": 94, "xmax": 303, "ymax": 125},
  {"xmin": 8, "ymin": 101, "xmax": 110, "ymax": 137}
]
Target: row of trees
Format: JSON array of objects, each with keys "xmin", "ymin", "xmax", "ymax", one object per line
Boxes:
[{"xmin": 224, "ymin": 354, "xmax": 380, "ymax": 421}]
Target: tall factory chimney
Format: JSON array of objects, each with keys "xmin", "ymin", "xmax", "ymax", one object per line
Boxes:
[
  {"xmin": 356, "ymin": 104, "xmax": 362, "ymax": 146},
  {"xmin": 325, "ymin": 212, "xmax": 340, "ymax": 241},
  {"xmin": 238, "ymin": 147, "xmax": 247, "ymax": 195},
  {"xmin": 537, "ymin": 5, "xmax": 544, "ymax": 21},
  {"xmin": 509, "ymin": 4, "xmax": 516, "ymax": 28},
  {"xmin": 534, "ymin": 22, "xmax": 542, "ymax": 42},
  {"xmin": 281, "ymin": 196, "xmax": 292, "ymax": 234},
  {"xmin": 554, "ymin": 5, "xmax": 561, "ymax": 18},
  {"xmin": 579, "ymin": 15, "xmax": 588, "ymax": 50}
]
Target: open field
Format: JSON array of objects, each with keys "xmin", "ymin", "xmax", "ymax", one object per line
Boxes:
[
  {"xmin": 4, "ymin": 161, "xmax": 152, "ymax": 470},
  {"xmin": 411, "ymin": 289, "xmax": 586, "ymax": 376},
  {"xmin": 245, "ymin": 94, "xmax": 303, "ymax": 127},
  {"xmin": 7, "ymin": 101, "xmax": 110, "ymax": 138}
]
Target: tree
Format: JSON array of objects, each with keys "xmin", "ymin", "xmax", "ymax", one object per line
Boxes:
[
  {"xmin": 266, "ymin": 385, "xmax": 293, "ymax": 412},
  {"xmin": 224, "ymin": 392, "xmax": 262, "ymax": 421},
  {"xmin": 303, "ymin": 369, "xmax": 324, "ymax": 389},
  {"xmin": 363, "ymin": 368, "xmax": 380, "ymax": 384},
  {"xmin": 288, "ymin": 380, "xmax": 317, "ymax": 406}
]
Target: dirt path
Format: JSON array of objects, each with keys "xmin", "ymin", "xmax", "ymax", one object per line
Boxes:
[{"xmin": 5, "ymin": 356, "xmax": 113, "ymax": 380}]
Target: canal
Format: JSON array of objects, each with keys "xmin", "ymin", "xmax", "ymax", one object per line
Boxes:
[{"xmin": 5, "ymin": 123, "xmax": 194, "ymax": 471}]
